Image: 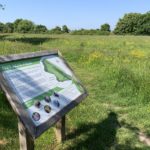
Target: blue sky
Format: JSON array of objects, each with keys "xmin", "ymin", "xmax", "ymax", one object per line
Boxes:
[{"xmin": 0, "ymin": 0, "xmax": 149, "ymax": 30}]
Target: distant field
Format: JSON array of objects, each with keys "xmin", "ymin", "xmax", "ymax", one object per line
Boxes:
[{"xmin": 0, "ymin": 34, "xmax": 150, "ymax": 150}]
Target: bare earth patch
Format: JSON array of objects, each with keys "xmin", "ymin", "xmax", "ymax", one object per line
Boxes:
[
  {"xmin": 139, "ymin": 132, "xmax": 150, "ymax": 146},
  {"xmin": 0, "ymin": 139, "xmax": 8, "ymax": 145}
]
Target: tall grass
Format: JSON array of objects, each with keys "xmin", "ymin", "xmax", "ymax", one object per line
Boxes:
[{"xmin": 0, "ymin": 33, "xmax": 150, "ymax": 149}]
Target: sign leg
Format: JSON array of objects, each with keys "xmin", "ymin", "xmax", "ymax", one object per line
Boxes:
[
  {"xmin": 18, "ymin": 118, "xmax": 34, "ymax": 150},
  {"xmin": 55, "ymin": 116, "xmax": 66, "ymax": 143}
]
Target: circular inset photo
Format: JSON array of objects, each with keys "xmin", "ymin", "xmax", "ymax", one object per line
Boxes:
[
  {"xmin": 54, "ymin": 100, "xmax": 60, "ymax": 107},
  {"xmin": 54, "ymin": 92, "xmax": 59, "ymax": 97},
  {"xmin": 44, "ymin": 96, "xmax": 51, "ymax": 103},
  {"xmin": 44, "ymin": 105, "xmax": 51, "ymax": 113},
  {"xmin": 32, "ymin": 112, "xmax": 40, "ymax": 121},
  {"xmin": 34, "ymin": 101, "xmax": 41, "ymax": 108}
]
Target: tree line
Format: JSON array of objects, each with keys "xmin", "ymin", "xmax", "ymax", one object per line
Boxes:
[
  {"xmin": 0, "ymin": 11, "xmax": 149, "ymax": 35},
  {"xmin": 0, "ymin": 19, "xmax": 70, "ymax": 34},
  {"xmin": 0, "ymin": 19, "xmax": 111, "ymax": 35}
]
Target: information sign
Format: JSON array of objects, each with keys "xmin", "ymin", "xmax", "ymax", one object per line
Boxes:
[{"xmin": 0, "ymin": 51, "xmax": 87, "ymax": 138}]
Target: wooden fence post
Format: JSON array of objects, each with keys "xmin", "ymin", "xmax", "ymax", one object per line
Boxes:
[
  {"xmin": 18, "ymin": 118, "xmax": 34, "ymax": 150},
  {"xmin": 55, "ymin": 115, "xmax": 66, "ymax": 143}
]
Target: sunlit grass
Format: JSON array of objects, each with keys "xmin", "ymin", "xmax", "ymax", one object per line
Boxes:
[{"xmin": 0, "ymin": 33, "xmax": 150, "ymax": 149}]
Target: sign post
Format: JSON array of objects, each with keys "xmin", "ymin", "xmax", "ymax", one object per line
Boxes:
[
  {"xmin": 18, "ymin": 118, "xmax": 34, "ymax": 150},
  {"xmin": 55, "ymin": 115, "xmax": 66, "ymax": 143},
  {"xmin": 0, "ymin": 51, "xmax": 87, "ymax": 150}
]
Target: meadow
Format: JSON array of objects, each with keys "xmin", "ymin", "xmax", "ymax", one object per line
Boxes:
[{"xmin": 0, "ymin": 33, "xmax": 150, "ymax": 150}]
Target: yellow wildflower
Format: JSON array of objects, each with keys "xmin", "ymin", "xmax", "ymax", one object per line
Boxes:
[
  {"xmin": 87, "ymin": 51, "xmax": 103, "ymax": 64},
  {"xmin": 130, "ymin": 50, "xmax": 145, "ymax": 58}
]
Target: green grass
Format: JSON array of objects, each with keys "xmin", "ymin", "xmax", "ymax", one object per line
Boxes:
[{"xmin": 0, "ymin": 33, "xmax": 150, "ymax": 150}]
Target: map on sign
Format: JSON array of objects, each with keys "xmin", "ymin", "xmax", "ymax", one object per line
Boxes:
[{"xmin": 0, "ymin": 55, "xmax": 84, "ymax": 126}]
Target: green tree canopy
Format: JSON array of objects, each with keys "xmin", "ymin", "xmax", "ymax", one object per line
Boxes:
[
  {"xmin": 114, "ymin": 13, "xmax": 141, "ymax": 35},
  {"xmin": 49, "ymin": 26, "xmax": 63, "ymax": 34},
  {"xmin": 100, "ymin": 23, "xmax": 111, "ymax": 32},
  {"xmin": 17, "ymin": 20, "xmax": 34, "ymax": 33},
  {"xmin": 13, "ymin": 19, "xmax": 23, "ymax": 32},
  {"xmin": 3, "ymin": 23, "xmax": 14, "ymax": 33},
  {"xmin": 136, "ymin": 12, "xmax": 150, "ymax": 35},
  {"xmin": 34, "ymin": 25, "xmax": 48, "ymax": 33},
  {"xmin": 0, "ymin": 22, "xmax": 4, "ymax": 32},
  {"xmin": 62, "ymin": 25, "xmax": 70, "ymax": 33}
]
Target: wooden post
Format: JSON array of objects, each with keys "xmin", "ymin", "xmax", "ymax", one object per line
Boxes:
[
  {"xmin": 55, "ymin": 116, "xmax": 66, "ymax": 143},
  {"xmin": 18, "ymin": 118, "xmax": 34, "ymax": 150}
]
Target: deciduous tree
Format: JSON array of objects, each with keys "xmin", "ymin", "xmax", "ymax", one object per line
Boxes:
[
  {"xmin": 3, "ymin": 23, "xmax": 14, "ymax": 33},
  {"xmin": 114, "ymin": 13, "xmax": 141, "ymax": 34},
  {"xmin": 17, "ymin": 20, "xmax": 34, "ymax": 33},
  {"xmin": 0, "ymin": 22, "xmax": 4, "ymax": 32},
  {"xmin": 34, "ymin": 25, "xmax": 48, "ymax": 33},
  {"xmin": 62, "ymin": 25, "xmax": 70, "ymax": 33},
  {"xmin": 100, "ymin": 23, "xmax": 111, "ymax": 32},
  {"xmin": 136, "ymin": 12, "xmax": 150, "ymax": 35}
]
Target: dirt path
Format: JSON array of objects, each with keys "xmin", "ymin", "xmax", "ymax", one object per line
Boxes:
[
  {"xmin": 0, "ymin": 139, "xmax": 8, "ymax": 145},
  {"xmin": 139, "ymin": 132, "xmax": 150, "ymax": 146}
]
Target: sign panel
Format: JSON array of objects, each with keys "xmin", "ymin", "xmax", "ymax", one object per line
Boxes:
[{"xmin": 0, "ymin": 51, "xmax": 87, "ymax": 138}]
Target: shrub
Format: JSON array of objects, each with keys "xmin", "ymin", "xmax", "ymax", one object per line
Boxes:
[{"xmin": 71, "ymin": 29, "xmax": 110, "ymax": 35}]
